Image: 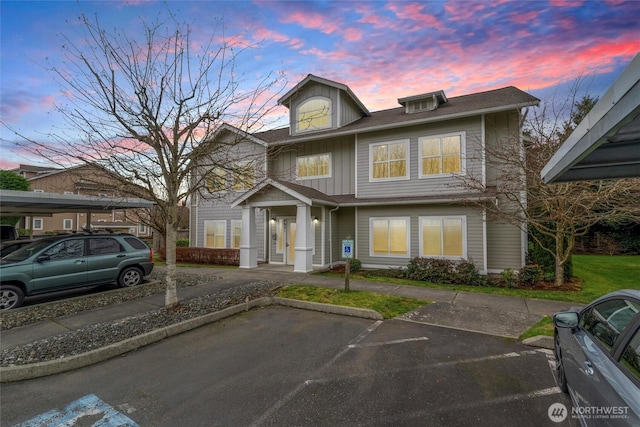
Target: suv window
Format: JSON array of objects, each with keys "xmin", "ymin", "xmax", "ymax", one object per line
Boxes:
[
  {"xmin": 43, "ymin": 239, "xmax": 85, "ymax": 260},
  {"xmin": 125, "ymin": 237, "xmax": 148, "ymax": 250},
  {"xmin": 89, "ymin": 238, "xmax": 123, "ymax": 255},
  {"xmin": 621, "ymin": 327, "xmax": 640, "ymax": 381},
  {"xmin": 581, "ymin": 299, "xmax": 640, "ymax": 350}
]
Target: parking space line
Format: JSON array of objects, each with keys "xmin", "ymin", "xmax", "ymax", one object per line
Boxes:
[
  {"xmin": 252, "ymin": 320, "xmax": 383, "ymax": 426},
  {"xmin": 349, "ymin": 337, "xmax": 429, "ymax": 348}
]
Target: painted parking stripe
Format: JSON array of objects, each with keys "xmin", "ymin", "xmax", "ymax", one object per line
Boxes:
[{"xmin": 14, "ymin": 394, "xmax": 139, "ymax": 427}]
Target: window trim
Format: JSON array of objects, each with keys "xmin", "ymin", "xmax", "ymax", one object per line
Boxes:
[
  {"xmin": 205, "ymin": 167, "xmax": 227, "ymax": 193},
  {"xmin": 369, "ymin": 216, "xmax": 410, "ymax": 258},
  {"xmin": 232, "ymin": 161, "xmax": 256, "ymax": 192},
  {"xmin": 33, "ymin": 218, "xmax": 44, "ymax": 230},
  {"xmin": 418, "ymin": 132, "xmax": 466, "ymax": 179},
  {"xmin": 295, "ymin": 96, "xmax": 332, "ymax": 133},
  {"xmin": 63, "ymin": 218, "xmax": 73, "ymax": 230},
  {"xmin": 231, "ymin": 220, "xmax": 242, "ymax": 249},
  {"xmin": 204, "ymin": 220, "xmax": 226, "ymax": 248},
  {"xmin": 296, "ymin": 153, "xmax": 332, "ymax": 180},
  {"xmin": 369, "ymin": 139, "xmax": 410, "ymax": 182},
  {"xmin": 419, "ymin": 215, "xmax": 467, "ymax": 259}
]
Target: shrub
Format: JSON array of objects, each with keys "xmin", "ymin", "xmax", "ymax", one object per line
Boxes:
[
  {"xmin": 404, "ymin": 257, "xmax": 457, "ymax": 284},
  {"xmin": 500, "ymin": 268, "xmax": 517, "ymax": 288},
  {"xmin": 159, "ymin": 247, "xmax": 239, "ymax": 265},
  {"xmin": 527, "ymin": 226, "xmax": 573, "ymax": 281},
  {"xmin": 176, "ymin": 238, "xmax": 190, "ymax": 247},
  {"xmin": 518, "ymin": 264, "xmax": 544, "ymax": 287},
  {"xmin": 455, "ymin": 259, "xmax": 490, "ymax": 286},
  {"xmin": 349, "ymin": 258, "xmax": 362, "ymax": 273}
]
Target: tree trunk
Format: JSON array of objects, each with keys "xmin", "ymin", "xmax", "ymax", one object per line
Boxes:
[
  {"xmin": 554, "ymin": 231, "xmax": 565, "ymax": 287},
  {"xmin": 164, "ymin": 205, "xmax": 179, "ymax": 308}
]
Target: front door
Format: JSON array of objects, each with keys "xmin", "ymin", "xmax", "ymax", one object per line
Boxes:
[{"xmin": 286, "ymin": 221, "xmax": 296, "ymax": 265}]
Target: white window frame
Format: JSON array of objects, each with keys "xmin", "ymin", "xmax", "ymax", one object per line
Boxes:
[
  {"xmin": 231, "ymin": 220, "xmax": 242, "ymax": 249},
  {"xmin": 204, "ymin": 220, "xmax": 226, "ymax": 248},
  {"xmin": 419, "ymin": 215, "xmax": 467, "ymax": 259},
  {"xmin": 63, "ymin": 218, "xmax": 73, "ymax": 230},
  {"xmin": 296, "ymin": 153, "xmax": 332, "ymax": 180},
  {"xmin": 418, "ymin": 132, "xmax": 466, "ymax": 178},
  {"xmin": 296, "ymin": 96, "xmax": 332, "ymax": 133},
  {"xmin": 138, "ymin": 223, "xmax": 147, "ymax": 234},
  {"xmin": 32, "ymin": 218, "xmax": 44, "ymax": 230},
  {"xmin": 205, "ymin": 167, "xmax": 227, "ymax": 193},
  {"xmin": 369, "ymin": 139, "xmax": 410, "ymax": 182},
  {"xmin": 369, "ymin": 217, "xmax": 410, "ymax": 258}
]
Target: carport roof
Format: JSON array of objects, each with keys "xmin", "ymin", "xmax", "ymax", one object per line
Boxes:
[
  {"xmin": 0, "ymin": 189, "xmax": 155, "ymax": 216},
  {"xmin": 542, "ymin": 52, "xmax": 640, "ymax": 183}
]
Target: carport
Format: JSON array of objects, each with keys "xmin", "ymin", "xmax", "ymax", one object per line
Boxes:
[
  {"xmin": 0, "ymin": 189, "xmax": 155, "ymax": 232},
  {"xmin": 542, "ymin": 52, "xmax": 640, "ymax": 182}
]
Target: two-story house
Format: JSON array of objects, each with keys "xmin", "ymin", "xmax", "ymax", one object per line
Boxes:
[
  {"xmin": 190, "ymin": 75, "xmax": 539, "ymax": 273},
  {"xmin": 12, "ymin": 164, "xmax": 152, "ymax": 238}
]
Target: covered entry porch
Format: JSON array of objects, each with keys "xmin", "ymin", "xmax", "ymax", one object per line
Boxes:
[{"xmin": 231, "ymin": 179, "xmax": 353, "ymax": 273}]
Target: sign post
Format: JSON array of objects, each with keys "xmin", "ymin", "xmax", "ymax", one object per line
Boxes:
[{"xmin": 341, "ymin": 238, "xmax": 354, "ymax": 292}]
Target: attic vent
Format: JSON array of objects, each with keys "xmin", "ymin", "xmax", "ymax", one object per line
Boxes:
[{"xmin": 398, "ymin": 90, "xmax": 448, "ymax": 114}]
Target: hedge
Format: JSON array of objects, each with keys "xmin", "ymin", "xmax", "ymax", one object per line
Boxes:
[{"xmin": 159, "ymin": 247, "xmax": 239, "ymax": 266}]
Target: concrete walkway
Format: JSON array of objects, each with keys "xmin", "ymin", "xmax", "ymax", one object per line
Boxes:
[{"xmin": 0, "ymin": 265, "xmax": 582, "ymax": 381}]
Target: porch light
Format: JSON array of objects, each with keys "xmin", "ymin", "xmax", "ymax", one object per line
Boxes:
[{"xmin": 313, "ymin": 216, "xmax": 319, "ymax": 223}]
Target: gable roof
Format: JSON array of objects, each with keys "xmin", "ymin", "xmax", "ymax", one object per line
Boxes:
[
  {"xmin": 257, "ymin": 86, "xmax": 539, "ymax": 145},
  {"xmin": 277, "ymin": 74, "xmax": 371, "ymax": 117}
]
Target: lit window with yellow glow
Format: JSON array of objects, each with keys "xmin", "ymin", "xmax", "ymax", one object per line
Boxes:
[
  {"xmin": 420, "ymin": 216, "xmax": 466, "ymax": 258},
  {"xmin": 297, "ymin": 153, "xmax": 331, "ymax": 179},
  {"xmin": 419, "ymin": 133, "xmax": 464, "ymax": 177},
  {"xmin": 370, "ymin": 140, "xmax": 409, "ymax": 181},
  {"xmin": 296, "ymin": 97, "xmax": 331, "ymax": 132},
  {"xmin": 370, "ymin": 217, "xmax": 410, "ymax": 257}
]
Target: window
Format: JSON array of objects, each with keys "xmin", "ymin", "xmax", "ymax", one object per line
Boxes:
[
  {"xmin": 43, "ymin": 239, "xmax": 85, "ymax": 260},
  {"xmin": 621, "ymin": 328, "xmax": 640, "ymax": 381},
  {"xmin": 275, "ymin": 219, "xmax": 284, "ymax": 254},
  {"xmin": 138, "ymin": 223, "xmax": 147, "ymax": 234},
  {"xmin": 33, "ymin": 218, "xmax": 43, "ymax": 230},
  {"xmin": 420, "ymin": 216, "xmax": 466, "ymax": 258},
  {"xmin": 89, "ymin": 238, "xmax": 123, "ymax": 255},
  {"xmin": 204, "ymin": 220, "xmax": 226, "ymax": 248},
  {"xmin": 419, "ymin": 133, "xmax": 464, "ymax": 177},
  {"xmin": 370, "ymin": 217, "xmax": 409, "ymax": 257},
  {"xmin": 63, "ymin": 219, "xmax": 73, "ymax": 230},
  {"xmin": 297, "ymin": 153, "xmax": 331, "ymax": 179},
  {"xmin": 232, "ymin": 162, "xmax": 255, "ymax": 191},
  {"xmin": 206, "ymin": 167, "xmax": 226, "ymax": 193},
  {"xmin": 296, "ymin": 97, "xmax": 331, "ymax": 132},
  {"xmin": 370, "ymin": 140, "xmax": 409, "ymax": 181},
  {"xmin": 231, "ymin": 220, "xmax": 242, "ymax": 249},
  {"xmin": 581, "ymin": 299, "xmax": 640, "ymax": 350}
]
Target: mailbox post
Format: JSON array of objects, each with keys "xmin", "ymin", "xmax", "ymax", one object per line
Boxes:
[{"xmin": 341, "ymin": 238, "xmax": 354, "ymax": 292}]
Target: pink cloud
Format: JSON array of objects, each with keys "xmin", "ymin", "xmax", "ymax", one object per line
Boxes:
[
  {"xmin": 509, "ymin": 10, "xmax": 542, "ymax": 25},
  {"xmin": 549, "ymin": 0, "xmax": 584, "ymax": 6},
  {"xmin": 387, "ymin": 2, "xmax": 443, "ymax": 30},
  {"xmin": 280, "ymin": 11, "xmax": 339, "ymax": 35}
]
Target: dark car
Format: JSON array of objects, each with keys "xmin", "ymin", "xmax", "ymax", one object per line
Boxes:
[
  {"xmin": 553, "ymin": 290, "xmax": 640, "ymax": 426},
  {"xmin": 0, "ymin": 233, "xmax": 153, "ymax": 310}
]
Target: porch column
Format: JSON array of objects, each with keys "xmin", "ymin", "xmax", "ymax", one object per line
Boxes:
[
  {"xmin": 294, "ymin": 203, "xmax": 313, "ymax": 273},
  {"xmin": 239, "ymin": 206, "xmax": 257, "ymax": 269}
]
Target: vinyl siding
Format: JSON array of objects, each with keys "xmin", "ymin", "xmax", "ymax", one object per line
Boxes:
[
  {"xmin": 486, "ymin": 199, "xmax": 525, "ymax": 271},
  {"xmin": 356, "ymin": 117, "xmax": 483, "ymax": 198},
  {"xmin": 355, "ymin": 204, "xmax": 485, "ymax": 271},
  {"xmin": 270, "ymin": 136, "xmax": 356, "ymax": 195}
]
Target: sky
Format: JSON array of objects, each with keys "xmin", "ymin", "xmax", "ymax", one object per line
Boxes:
[{"xmin": 1, "ymin": 0, "xmax": 639, "ymax": 170}]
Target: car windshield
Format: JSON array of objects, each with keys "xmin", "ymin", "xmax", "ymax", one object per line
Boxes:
[{"xmin": 2, "ymin": 239, "xmax": 57, "ymax": 262}]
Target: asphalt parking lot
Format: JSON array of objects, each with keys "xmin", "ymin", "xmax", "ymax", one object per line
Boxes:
[{"xmin": 1, "ymin": 306, "xmax": 576, "ymax": 426}]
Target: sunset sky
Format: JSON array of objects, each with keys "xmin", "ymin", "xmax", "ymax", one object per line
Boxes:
[{"xmin": 1, "ymin": 0, "xmax": 639, "ymax": 170}]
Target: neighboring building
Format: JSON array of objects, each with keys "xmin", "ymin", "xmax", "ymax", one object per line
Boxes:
[
  {"xmin": 11, "ymin": 164, "xmax": 152, "ymax": 238},
  {"xmin": 190, "ymin": 75, "xmax": 539, "ymax": 273}
]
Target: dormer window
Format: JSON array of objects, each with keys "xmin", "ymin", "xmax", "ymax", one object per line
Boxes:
[
  {"xmin": 398, "ymin": 90, "xmax": 447, "ymax": 114},
  {"xmin": 296, "ymin": 97, "xmax": 331, "ymax": 132}
]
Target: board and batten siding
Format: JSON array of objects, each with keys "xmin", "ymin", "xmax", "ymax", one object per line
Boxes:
[
  {"xmin": 355, "ymin": 204, "xmax": 485, "ymax": 271},
  {"xmin": 270, "ymin": 135, "xmax": 356, "ymax": 196},
  {"xmin": 356, "ymin": 117, "xmax": 483, "ymax": 198},
  {"xmin": 484, "ymin": 111, "xmax": 522, "ymax": 188}
]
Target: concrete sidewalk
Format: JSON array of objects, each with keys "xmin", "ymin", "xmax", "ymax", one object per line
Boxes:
[{"xmin": 0, "ymin": 266, "xmax": 582, "ymax": 380}]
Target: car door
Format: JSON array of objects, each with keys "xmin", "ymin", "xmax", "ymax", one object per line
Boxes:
[
  {"xmin": 86, "ymin": 237, "xmax": 126, "ymax": 284},
  {"xmin": 31, "ymin": 238, "xmax": 88, "ymax": 292},
  {"xmin": 568, "ymin": 298, "xmax": 640, "ymax": 418},
  {"xmin": 616, "ymin": 324, "xmax": 640, "ymax": 424}
]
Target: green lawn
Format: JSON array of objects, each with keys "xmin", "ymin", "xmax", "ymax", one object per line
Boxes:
[{"xmin": 323, "ymin": 254, "xmax": 639, "ymax": 305}]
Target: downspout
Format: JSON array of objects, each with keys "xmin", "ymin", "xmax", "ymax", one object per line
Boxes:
[{"xmin": 329, "ymin": 205, "xmax": 339, "ymax": 268}]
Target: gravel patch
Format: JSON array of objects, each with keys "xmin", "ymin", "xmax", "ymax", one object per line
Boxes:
[{"xmin": 1, "ymin": 272, "xmax": 282, "ymax": 367}]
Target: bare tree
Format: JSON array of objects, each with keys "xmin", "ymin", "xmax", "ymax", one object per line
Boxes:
[
  {"xmin": 458, "ymin": 83, "xmax": 640, "ymax": 286},
  {"xmin": 5, "ymin": 11, "xmax": 285, "ymax": 307}
]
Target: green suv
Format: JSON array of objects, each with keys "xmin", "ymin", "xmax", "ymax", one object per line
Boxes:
[{"xmin": 0, "ymin": 233, "xmax": 154, "ymax": 310}]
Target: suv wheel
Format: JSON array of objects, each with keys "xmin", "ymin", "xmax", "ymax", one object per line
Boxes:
[
  {"xmin": 0, "ymin": 285, "xmax": 24, "ymax": 310},
  {"xmin": 554, "ymin": 331, "xmax": 569, "ymax": 393},
  {"xmin": 118, "ymin": 266, "xmax": 143, "ymax": 288}
]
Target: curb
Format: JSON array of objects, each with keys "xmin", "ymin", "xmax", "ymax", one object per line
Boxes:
[
  {"xmin": 0, "ymin": 297, "xmax": 382, "ymax": 383},
  {"xmin": 521, "ymin": 335, "xmax": 554, "ymax": 350}
]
